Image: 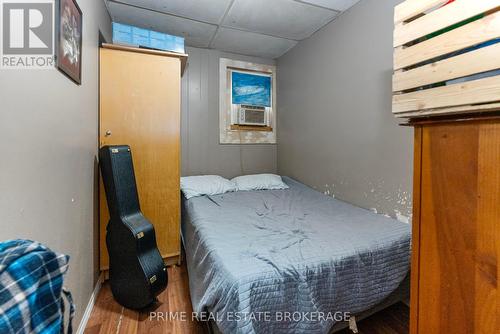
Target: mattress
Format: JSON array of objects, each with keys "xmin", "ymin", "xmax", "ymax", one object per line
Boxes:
[{"xmin": 181, "ymin": 177, "xmax": 411, "ymax": 334}]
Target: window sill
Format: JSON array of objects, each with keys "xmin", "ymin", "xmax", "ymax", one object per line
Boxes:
[{"xmin": 230, "ymin": 125, "xmax": 273, "ymax": 132}]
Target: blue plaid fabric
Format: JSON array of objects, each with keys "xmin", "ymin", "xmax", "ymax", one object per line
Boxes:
[{"xmin": 0, "ymin": 240, "xmax": 72, "ymax": 334}]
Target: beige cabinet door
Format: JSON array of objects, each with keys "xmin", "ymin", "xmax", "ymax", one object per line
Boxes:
[{"xmin": 99, "ymin": 47, "xmax": 180, "ymax": 270}]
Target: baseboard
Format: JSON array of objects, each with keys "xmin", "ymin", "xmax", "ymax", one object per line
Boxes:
[{"xmin": 76, "ymin": 273, "xmax": 103, "ymax": 334}]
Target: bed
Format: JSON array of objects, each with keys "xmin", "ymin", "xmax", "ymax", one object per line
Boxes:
[{"xmin": 181, "ymin": 177, "xmax": 411, "ymax": 334}]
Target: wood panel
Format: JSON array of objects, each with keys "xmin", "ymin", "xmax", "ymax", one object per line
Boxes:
[
  {"xmin": 393, "ymin": 75, "xmax": 500, "ymax": 114},
  {"xmin": 415, "ymin": 119, "xmax": 499, "ymax": 333},
  {"xmin": 230, "ymin": 125, "xmax": 273, "ymax": 132},
  {"xmin": 394, "ymin": 102, "xmax": 500, "ymax": 119},
  {"xmin": 394, "ymin": 0, "xmax": 447, "ymax": 24},
  {"xmin": 101, "ymin": 43, "xmax": 188, "ymax": 76},
  {"xmin": 393, "ymin": 43, "xmax": 500, "ymax": 92},
  {"xmin": 392, "ymin": 0, "xmax": 500, "ymax": 117},
  {"xmin": 394, "ymin": 11, "xmax": 500, "ymax": 70},
  {"xmin": 99, "ymin": 47, "xmax": 181, "ymax": 270},
  {"xmin": 475, "ymin": 121, "xmax": 500, "ymax": 333},
  {"xmin": 394, "ymin": 0, "xmax": 499, "ymax": 47},
  {"xmin": 409, "ymin": 126, "xmax": 422, "ymax": 334}
]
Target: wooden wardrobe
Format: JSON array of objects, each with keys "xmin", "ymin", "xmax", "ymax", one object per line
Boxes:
[
  {"xmin": 392, "ymin": 1, "xmax": 499, "ymax": 333},
  {"xmin": 99, "ymin": 43, "xmax": 187, "ymax": 271}
]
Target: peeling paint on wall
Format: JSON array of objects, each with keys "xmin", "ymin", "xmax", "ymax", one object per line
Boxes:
[
  {"xmin": 320, "ymin": 178, "xmax": 412, "ymax": 224},
  {"xmin": 394, "ymin": 210, "xmax": 411, "ymax": 224},
  {"xmin": 277, "ymin": 0, "xmax": 413, "ymax": 227},
  {"xmin": 323, "ymin": 184, "xmax": 336, "ymax": 198}
]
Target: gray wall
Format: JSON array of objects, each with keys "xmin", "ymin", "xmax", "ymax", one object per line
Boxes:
[
  {"xmin": 181, "ymin": 47, "xmax": 277, "ymax": 179},
  {"xmin": 0, "ymin": 1, "xmax": 111, "ymax": 328},
  {"xmin": 277, "ymin": 0, "xmax": 413, "ymax": 221}
]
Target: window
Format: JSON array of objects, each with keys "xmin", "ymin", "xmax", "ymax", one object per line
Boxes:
[{"xmin": 219, "ymin": 58, "xmax": 276, "ymax": 144}]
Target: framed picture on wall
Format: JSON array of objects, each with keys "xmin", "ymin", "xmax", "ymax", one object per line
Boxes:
[{"xmin": 57, "ymin": 0, "xmax": 82, "ymax": 85}]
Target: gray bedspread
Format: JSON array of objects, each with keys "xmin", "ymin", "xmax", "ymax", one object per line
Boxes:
[{"xmin": 181, "ymin": 177, "xmax": 411, "ymax": 334}]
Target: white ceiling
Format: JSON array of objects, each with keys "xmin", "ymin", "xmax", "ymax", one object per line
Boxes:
[{"xmin": 105, "ymin": 0, "xmax": 361, "ymax": 59}]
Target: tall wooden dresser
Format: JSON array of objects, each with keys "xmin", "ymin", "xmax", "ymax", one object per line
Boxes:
[
  {"xmin": 99, "ymin": 44, "xmax": 188, "ymax": 271},
  {"xmin": 410, "ymin": 118, "xmax": 499, "ymax": 333},
  {"xmin": 392, "ymin": 1, "xmax": 500, "ymax": 333}
]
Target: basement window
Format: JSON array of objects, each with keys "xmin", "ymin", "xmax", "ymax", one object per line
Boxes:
[{"xmin": 219, "ymin": 58, "xmax": 276, "ymax": 144}]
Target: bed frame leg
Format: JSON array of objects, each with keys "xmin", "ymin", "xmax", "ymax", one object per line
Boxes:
[{"xmin": 349, "ymin": 316, "xmax": 358, "ymax": 333}]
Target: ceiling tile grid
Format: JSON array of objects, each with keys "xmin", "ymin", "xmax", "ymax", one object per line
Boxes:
[
  {"xmin": 107, "ymin": 1, "xmax": 218, "ymax": 48},
  {"xmin": 212, "ymin": 28, "xmax": 298, "ymax": 59},
  {"xmin": 111, "ymin": 0, "xmax": 232, "ymax": 24},
  {"xmin": 105, "ymin": 0, "xmax": 361, "ymax": 58},
  {"xmin": 222, "ymin": 0, "xmax": 339, "ymax": 40},
  {"xmin": 298, "ymin": 0, "xmax": 361, "ymax": 11}
]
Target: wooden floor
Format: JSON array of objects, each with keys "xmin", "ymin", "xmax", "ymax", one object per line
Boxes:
[{"xmin": 85, "ymin": 263, "xmax": 409, "ymax": 334}]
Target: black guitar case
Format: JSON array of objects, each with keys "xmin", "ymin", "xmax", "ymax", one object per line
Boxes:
[{"xmin": 99, "ymin": 145, "xmax": 167, "ymax": 309}]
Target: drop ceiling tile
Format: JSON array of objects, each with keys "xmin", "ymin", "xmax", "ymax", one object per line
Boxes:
[
  {"xmin": 108, "ymin": 1, "xmax": 218, "ymax": 48},
  {"xmin": 113, "ymin": 0, "xmax": 232, "ymax": 24},
  {"xmin": 212, "ymin": 28, "xmax": 297, "ymax": 59},
  {"xmin": 298, "ymin": 0, "xmax": 361, "ymax": 11},
  {"xmin": 223, "ymin": 0, "xmax": 338, "ymax": 40}
]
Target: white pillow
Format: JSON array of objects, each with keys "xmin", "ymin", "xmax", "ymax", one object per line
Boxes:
[
  {"xmin": 232, "ymin": 174, "xmax": 289, "ymax": 191},
  {"xmin": 180, "ymin": 175, "xmax": 237, "ymax": 199}
]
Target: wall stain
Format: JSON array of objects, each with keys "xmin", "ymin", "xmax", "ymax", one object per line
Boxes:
[{"xmin": 321, "ymin": 179, "xmax": 412, "ymax": 224}]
